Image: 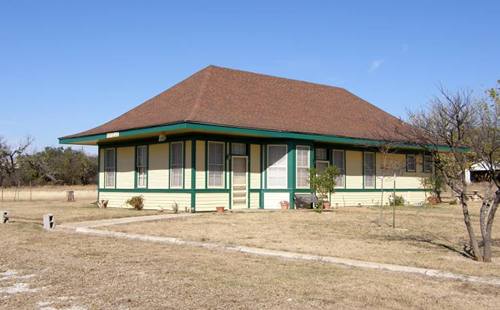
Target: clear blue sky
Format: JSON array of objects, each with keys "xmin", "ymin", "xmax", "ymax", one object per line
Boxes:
[{"xmin": 1, "ymin": 1, "xmax": 498, "ymax": 154}]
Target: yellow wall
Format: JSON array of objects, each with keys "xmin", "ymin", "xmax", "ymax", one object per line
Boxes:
[
  {"xmin": 250, "ymin": 144, "xmax": 261, "ymax": 189},
  {"xmin": 330, "ymin": 190, "xmax": 428, "ymax": 207},
  {"xmin": 345, "ymin": 150, "xmax": 363, "ymax": 189},
  {"xmin": 148, "ymin": 143, "xmax": 169, "ymax": 189},
  {"xmin": 250, "ymin": 192, "xmax": 260, "ymax": 209},
  {"xmin": 100, "ymin": 191, "xmax": 191, "ymax": 210},
  {"xmin": 116, "ymin": 147, "xmax": 134, "ymax": 189},
  {"xmin": 196, "ymin": 192, "xmax": 230, "ymax": 211},
  {"xmin": 196, "ymin": 140, "xmax": 205, "ymax": 188}
]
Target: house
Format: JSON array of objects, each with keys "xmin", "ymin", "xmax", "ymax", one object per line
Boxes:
[{"xmin": 59, "ymin": 65, "xmax": 434, "ymax": 211}]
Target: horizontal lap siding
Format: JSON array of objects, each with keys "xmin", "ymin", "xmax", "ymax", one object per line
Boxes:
[
  {"xmin": 264, "ymin": 192, "xmax": 288, "ymax": 209},
  {"xmin": 100, "ymin": 192, "xmax": 191, "ymax": 209},
  {"xmin": 196, "ymin": 193, "xmax": 229, "ymax": 211},
  {"xmin": 330, "ymin": 191, "xmax": 427, "ymax": 207},
  {"xmin": 196, "ymin": 140, "xmax": 205, "ymax": 188},
  {"xmin": 116, "ymin": 147, "xmax": 134, "ymax": 189},
  {"xmin": 250, "ymin": 192, "xmax": 260, "ymax": 209},
  {"xmin": 375, "ymin": 153, "xmax": 429, "ymax": 189},
  {"xmin": 148, "ymin": 143, "xmax": 169, "ymax": 189}
]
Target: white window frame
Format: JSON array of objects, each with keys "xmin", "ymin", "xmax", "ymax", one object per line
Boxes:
[
  {"xmin": 208, "ymin": 141, "xmax": 225, "ymax": 188},
  {"xmin": 406, "ymin": 154, "xmax": 417, "ymax": 172},
  {"xmin": 136, "ymin": 145, "xmax": 147, "ymax": 188},
  {"xmin": 363, "ymin": 152, "xmax": 376, "ymax": 189},
  {"xmin": 103, "ymin": 148, "xmax": 116, "ymax": 188},
  {"xmin": 266, "ymin": 144, "xmax": 288, "ymax": 189},
  {"xmin": 170, "ymin": 142, "xmax": 184, "ymax": 188},
  {"xmin": 316, "ymin": 160, "xmax": 330, "ymax": 173},
  {"xmin": 296, "ymin": 145, "xmax": 310, "ymax": 189},
  {"xmin": 423, "ymin": 154, "xmax": 433, "ymax": 173},
  {"xmin": 332, "ymin": 149, "xmax": 346, "ymax": 188},
  {"xmin": 315, "ymin": 148, "xmax": 327, "ymax": 161}
]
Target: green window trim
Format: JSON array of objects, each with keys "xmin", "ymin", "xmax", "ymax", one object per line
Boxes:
[
  {"xmin": 423, "ymin": 154, "xmax": 433, "ymax": 173},
  {"xmin": 207, "ymin": 141, "xmax": 225, "ymax": 189}
]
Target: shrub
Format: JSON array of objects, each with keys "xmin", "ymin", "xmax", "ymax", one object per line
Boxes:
[
  {"xmin": 308, "ymin": 165, "xmax": 339, "ymax": 212},
  {"xmin": 126, "ymin": 195, "xmax": 144, "ymax": 210},
  {"xmin": 389, "ymin": 194, "xmax": 405, "ymax": 206}
]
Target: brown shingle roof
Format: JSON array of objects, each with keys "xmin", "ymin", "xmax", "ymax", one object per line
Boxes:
[{"xmin": 63, "ymin": 65, "xmax": 413, "ymax": 142}]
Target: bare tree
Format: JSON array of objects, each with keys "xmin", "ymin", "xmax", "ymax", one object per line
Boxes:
[
  {"xmin": 0, "ymin": 136, "xmax": 34, "ymax": 188},
  {"xmin": 408, "ymin": 87, "xmax": 484, "ymax": 261},
  {"xmin": 470, "ymin": 82, "xmax": 500, "ymax": 262}
]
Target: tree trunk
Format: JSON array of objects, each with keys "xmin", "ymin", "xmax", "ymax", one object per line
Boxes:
[
  {"xmin": 482, "ymin": 190, "xmax": 500, "ymax": 262},
  {"xmin": 460, "ymin": 193, "xmax": 483, "ymax": 261}
]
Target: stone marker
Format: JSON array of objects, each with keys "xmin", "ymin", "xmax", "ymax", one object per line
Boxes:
[
  {"xmin": 2, "ymin": 211, "xmax": 8, "ymax": 224},
  {"xmin": 43, "ymin": 214, "xmax": 55, "ymax": 230}
]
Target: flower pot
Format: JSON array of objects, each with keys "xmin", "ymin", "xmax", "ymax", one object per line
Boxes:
[
  {"xmin": 280, "ymin": 201, "xmax": 289, "ymax": 210},
  {"xmin": 323, "ymin": 201, "xmax": 331, "ymax": 209},
  {"xmin": 216, "ymin": 206, "xmax": 225, "ymax": 213}
]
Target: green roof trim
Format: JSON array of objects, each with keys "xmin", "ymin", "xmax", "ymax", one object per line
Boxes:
[{"xmin": 59, "ymin": 121, "xmax": 451, "ymax": 151}]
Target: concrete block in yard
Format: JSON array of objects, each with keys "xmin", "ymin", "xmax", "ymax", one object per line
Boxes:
[
  {"xmin": 43, "ymin": 214, "xmax": 55, "ymax": 230},
  {"xmin": 2, "ymin": 211, "xmax": 8, "ymax": 223}
]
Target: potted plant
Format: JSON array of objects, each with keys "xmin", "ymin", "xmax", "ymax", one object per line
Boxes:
[
  {"xmin": 308, "ymin": 166, "xmax": 339, "ymax": 212},
  {"xmin": 280, "ymin": 200, "xmax": 289, "ymax": 210},
  {"xmin": 216, "ymin": 206, "xmax": 225, "ymax": 213}
]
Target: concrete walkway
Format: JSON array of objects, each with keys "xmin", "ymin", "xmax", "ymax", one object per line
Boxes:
[{"xmin": 58, "ymin": 214, "xmax": 500, "ymax": 287}]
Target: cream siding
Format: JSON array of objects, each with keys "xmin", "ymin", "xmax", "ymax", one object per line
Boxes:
[
  {"xmin": 196, "ymin": 140, "xmax": 205, "ymax": 188},
  {"xmin": 330, "ymin": 190, "xmax": 427, "ymax": 207},
  {"xmin": 375, "ymin": 153, "xmax": 429, "ymax": 189},
  {"xmin": 99, "ymin": 191, "xmax": 191, "ymax": 210},
  {"xmin": 250, "ymin": 144, "xmax": 261, "ymax": 188},
  {"xmin": 196, "ymin": 193, "xmax": 229, "ymax": 211},
  {"xmin": 184, "ymin": 141, "xmax": 192, "ymax": 189},
  {"xmin": 250, "ymin": 192, "xmax": 260, "ymax": 209},
  {"xmin": 345, "ymin": 151, "xmax": 363, "ymax": 189},
  {"xmin": 148, "ymin": 143, "xmax": 169, "ymax": 189},
  {"xmin": 116, "ymin": 147, "xmax": 134, "ymax": 189},
  {"xmin": 264, "ymin": 192, "xmax": 288, "ymax": 209}
]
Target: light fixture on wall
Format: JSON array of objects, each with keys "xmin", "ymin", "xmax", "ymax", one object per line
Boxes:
[{"xmin": 158, "ymin": 134, "xmax": 167, "ymax": 142}]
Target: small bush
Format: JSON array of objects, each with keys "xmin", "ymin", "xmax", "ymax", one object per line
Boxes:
[
  {"xmin": 126, "ymin": 195, "xmax": 144, "ymax": 210},
  {"xmin": 389, "ymin": 194, "xmax": 405, "ymax": 206}
]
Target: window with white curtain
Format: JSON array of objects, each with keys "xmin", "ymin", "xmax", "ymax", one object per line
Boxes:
[
  {"xmin": 267, "ymin": 145, "xmax": 287, "ymax": 188},
  {"xmin": 136, "ymin": 145, "xmax": 147, "ymax": 188},
  {"xmin": 208, "ymin": 141, "xmax": 224, "ymax": 188},
  {"xmin": 104, "ymin": 148, "xmax": 115, "ymax": 188},
  {"xmin": 332, "ymin": 150, "xmax": 345, "ymax": 187},
  {"xmin": 363, "ymin": 152, "xmax": 375, "ymax": 188},
  {"xmin": 170, "ymin": 142, "xmax": 183, "ymax": 188},
  {"xmin": 296, "ymin": 146, "xmax": 310, "ymax": 188}
]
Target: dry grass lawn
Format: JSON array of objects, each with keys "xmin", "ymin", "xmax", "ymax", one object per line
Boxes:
[
  {"xmin": 108, "ymin": 203, "xmax": 500, "ymax": 278},
  {"xmin": 1, "ymin": 219, "xmax": 499, "ymax": 309},
  {"xmin": 0, "ymin": 199, "xmax": 160, "ymax": 224}
]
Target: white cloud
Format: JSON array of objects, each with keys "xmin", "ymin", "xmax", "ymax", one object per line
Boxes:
[{"xmin": 369, "ymin": 59, "xmax": 384, "ymax": 72}]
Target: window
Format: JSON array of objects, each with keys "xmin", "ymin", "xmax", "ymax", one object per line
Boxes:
[
  {"xmin": 104, "ymin": 148, "xmax": 115, "ymax": 188},
  {"xmin": 332, "ymin": 150, "xmax": 345, "ymax": 187},
  {"xmin": 208, "ymin": 142, "xmax": 225, "ymax": 188},
  {"xmin": 406, "ymin": 154, "xmax": 416, "ymax": 172},
  {"xmin": 316, "ymin": 148, "xmax": 327, "ymax": 161},
  {"xmin": 296, "ymin": 146, "xmax": 310, "ymax": 188},
  {"xmin": 136, "ymin": 145, "xmax": 147, "ymax": 188},
  {"xmin": 267, "ymin": 145, "xmax": 287, "ymax": 188},
  {"xmin": 423, "ymin": 154, "xmax": 433, "ymax": 173},
  {"xmin": 316, "ymin": 160, "xmax": 329, "ymax": 173},
  {"xmin": 231, "ymin": 143, "xmax": 246, "ymax": 155},
  {"xmin": 363, "ymin": 152, "xmax": 375, "ymax": 188},
  {"xmin": 170, "ymin": 142, "xmax": 183, "ymax": 188}
]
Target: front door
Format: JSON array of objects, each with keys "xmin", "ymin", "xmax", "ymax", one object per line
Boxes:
[{"xmin": 231, "ymin": 156, "xmax": 248, "ymax": 209}]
